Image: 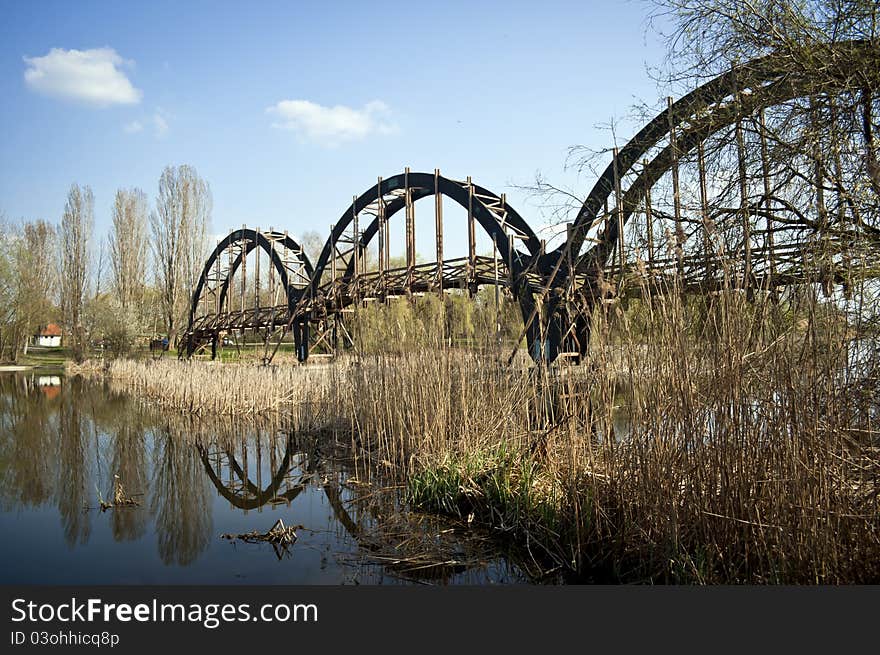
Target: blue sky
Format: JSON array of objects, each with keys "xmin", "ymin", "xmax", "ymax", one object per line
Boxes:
[{"xmin": 1, "ymin": 0, "xmax": 670, "ymax": 259}]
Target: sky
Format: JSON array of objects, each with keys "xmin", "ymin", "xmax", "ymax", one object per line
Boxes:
[{"xmin": 0, "ymin": 0, "xmax": 672, "ymax": 260}]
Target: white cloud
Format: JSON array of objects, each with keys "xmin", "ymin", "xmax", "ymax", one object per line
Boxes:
[
  {"xmin": 123, "ymin": 120, "xmax": 143, "ymax": 133},
  {"xmin": 267, "ymin": 99, "xmax": 397, "ymax": 146},
  {"xmin": 23, "ymin": 47, "xmax": 142, "ymax": 107}
]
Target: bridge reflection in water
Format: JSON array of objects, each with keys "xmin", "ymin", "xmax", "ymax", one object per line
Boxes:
[{"xmin": 0, "ymin": 373, "xmax": 532, "ymax": 584}]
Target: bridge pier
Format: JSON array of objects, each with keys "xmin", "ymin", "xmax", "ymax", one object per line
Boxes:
[{"xmin": 293, "ymin": 319, "xmax": 309, "ymax": 362}]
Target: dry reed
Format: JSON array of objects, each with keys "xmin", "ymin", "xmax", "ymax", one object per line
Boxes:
[{"xmin": 71, "ymin": 281, "xmax": 880, "ymax": 583}]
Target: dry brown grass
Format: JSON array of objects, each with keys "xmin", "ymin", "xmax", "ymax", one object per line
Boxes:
[{"xmin": 72, "ymin": 282, "xmax": 880, "ymax": 583}]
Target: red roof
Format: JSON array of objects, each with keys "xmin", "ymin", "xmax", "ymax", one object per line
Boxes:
[{"xmin": 39, "ymin": 323, "xmax": 62, "ymax": 337}]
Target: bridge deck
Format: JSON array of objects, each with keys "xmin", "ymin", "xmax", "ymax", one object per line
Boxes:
[{"xmin": 186, "ymin": 238, "xmax": 878, "ymax": 339}]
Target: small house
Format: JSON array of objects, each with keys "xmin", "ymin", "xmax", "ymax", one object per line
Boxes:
[{"xmin": 33, "ymin": 323, "xmax": 62, "ymax": 347}]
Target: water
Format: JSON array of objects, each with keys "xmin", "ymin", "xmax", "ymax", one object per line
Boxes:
[{"xmin": 0, "ymin": 372, "xmax": 529, "ymax": 585}]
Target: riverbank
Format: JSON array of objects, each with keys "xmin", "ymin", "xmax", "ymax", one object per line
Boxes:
[{"xmin": 1, "ymin": 345, "xmax": 70, "ymax": 370}]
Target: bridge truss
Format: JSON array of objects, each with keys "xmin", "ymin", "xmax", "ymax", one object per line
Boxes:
[{"xmin": 182, "ymin": 40, "xmax": 880, "ymax": 364}]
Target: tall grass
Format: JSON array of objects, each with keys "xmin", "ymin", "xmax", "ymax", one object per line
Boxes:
[{"xmin": 73, "ymin": 282, "xmax": 880, "ymax": 583}]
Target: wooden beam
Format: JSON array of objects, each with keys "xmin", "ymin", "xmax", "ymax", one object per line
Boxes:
[
  {"xmin": 434, "ymin": 169, "xmax": 443, "ymax": 295},
  {"xmin": 668, "ymin": 96, "xmax": 685, "ymax": 276}
]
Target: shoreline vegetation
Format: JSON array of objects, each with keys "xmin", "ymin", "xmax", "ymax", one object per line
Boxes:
[{"xmin": 68, "ymin": 285, "xmax": 880, "ymax": 584}]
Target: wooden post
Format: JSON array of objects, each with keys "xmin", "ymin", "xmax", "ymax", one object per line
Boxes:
[
  {"xmin": 493, "ymin": 234, "xmax": 500, "ymax": 296},
  {"xmin": 254, "ymin": 227, "xmax": 261, "ymax": 309},
  {"xmin": 467, "ymin": 176, "xmax": 476, "ymax": 289},
  {"xmin": 434, "ymin": 169, "xmax": 443, "ymax": 295},
  {"xmin": 377, "ymin": 176, "xmax": 385, "ymax": 277},
  {"xmin": 537, "ymin": 239, "xmax": 546, "ymax": 360},
  {"xmin": 498, "ymin": 194, "xmax": 507, "ymax": 329},
  {"xmin": 405, "ymin": 167, "xmax": 414, "ymax": 270},
  {"xmin": 240, "ymin": 224, "xmax": 247, "ymax": 315},
  {"xmin": 697, "ymin": 141, "xmax": 711, "ymax": 280},
  {"xmin": 240, "ymin": 226, "xmax": 247, "ymax": 344},
  {"xmin": 330, "ymin": 223, "xmax": 337, "ymax": 283},
  {"xmin": 493, "ymin": 233, "xmax": 500, "ymax": 345},
  {"xmin": 612, "ymin": 147, "xmax": 625, "ymax": 285},
  {"xmin": 508, "ymin": 234, "xmax": 515, "ymax": 289},
  {"xmin": 268, "ymin": 230, "xmax": 276, "ymax": 333},
  {"xmin": 668, "ymin": 97, "xmax": 684, "ymax": 276},
  {"xmin": 405, "ymin": 167, "xmax": 415, "ymax": 298},
  {"xmin": 283, "ymin": 230, "xmax": 290, "ymax": 308},
  {"xmin": 382, "ymin": 178, "xmax": 390, "ymax": 272},
  {"xmin": 202, "ymin": 256, "xmax": 207, "ymax": 318},
  {"xmin": 215, "ymin": 238, "xmax": 221, "ymax": 314},
  {"xmin": 268, "ymin": 229, "xmax": 275, "ymax": 306},
  {"xmin": 829, "ymin": 96, "xmax": 850, "ymax": 286},
  {"xmin": 227, "ymin": 235, "xmax": 234, "ymax": 314},
  {"xmin": 566, "ymin": 223, "xmax": 574, "ymax": 281},
  {"xmin": 759, "ymin": 109, "xmax": 775, "ymax": 278},
  {"xmin": 643, "ymin": 160, "xmax": 655, "ymax": 271},
  {"xmin": 352, "ymin": 196, "xmax": 360, "ymax": 302},
  {"xmin": 735, "ymin": 114, "xmax": 752, "ymax": 289}
]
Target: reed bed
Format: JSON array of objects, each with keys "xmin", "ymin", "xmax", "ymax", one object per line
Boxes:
[
  {"xmin": 71, "ymin": 282, "xmax": 880, "ymax": 583},
  {"xmin": 71, "ymin": 358, "xmax": 348, "ymax": 425},
  {"xmin": 341, "ymin": 286, "xmax": 880, "ymax": 583}
]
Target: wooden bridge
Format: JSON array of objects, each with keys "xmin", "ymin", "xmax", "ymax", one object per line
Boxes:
[{"xmin": 181, "ymin": 39, "xmax": 880, "ymax": 364}]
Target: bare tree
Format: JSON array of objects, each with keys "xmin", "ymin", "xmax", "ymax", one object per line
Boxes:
[
  {"xmin": 638, "ymin": 0, "xmax": 880, "ymax": 265},
  {"xmin": 60, "ymin": 184, "xmax": 93, "ymax": 361},
  {"xmin": 109, "ymin": 188, "xmax": 149, "ymax": 316},
  {"xmin": 300, "ymin": 229, "xmax": 325, "ymax": 266},
  {"xmin": 93, "ymin": 237, "xmax": 107, "ymax": 301},
  {"xmin": 150, "ymin": 165, "xmax": 212, "ymax": 337},
  {"xmin": 0, "ymin": 214, "xmax": 15, "ymax": 359},
  {"xmin": 646, "ymin": 0, "xmax": 880, "ymax": 82},
  {"xmin": 17, "ymin": 220, "xmax": 56, "ymax": 355}
]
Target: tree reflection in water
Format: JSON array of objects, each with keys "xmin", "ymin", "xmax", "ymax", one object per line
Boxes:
[
  {"xmin": 0, "ymin": 375, "xmax": 55, "ymax": 509},
  {"xmin": 109, "ymin": 420, "xmax": 149, "ymax": 542},
  {"xmin": 0, "ymin": 373, "xmax": 527, "ymax": 583},
  {"xmin": 150, "ymin": 423, "xmax": 212, "ymax": 565},
  {"xmin": 56, "ymin": 377, "xmax": 91, "ymax": 546}
]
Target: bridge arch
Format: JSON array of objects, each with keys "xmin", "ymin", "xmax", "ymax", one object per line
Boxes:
[
  {"xmin": 564, "ymin": 39, "xmax": 880, "ymax": 274},
  {"xmin": 339, "ymin": 181, "xmax": 537, "ymax": 283},
  {"xmin": 531, "ymin": 39, "xmax": 880, "ymax": 362},
  {"xmin": 185, "ymin": 228, "xmax": 313, "ymax": 354},
  {"xmin": 286, "ymin": 170, "xmax": 547, "ymax": 360},
  {"xmin": 309, "ymin": 171, "xmax": 542, "ymax": 294}
]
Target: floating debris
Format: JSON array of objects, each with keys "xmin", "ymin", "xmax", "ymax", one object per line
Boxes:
[
  {"xmin": 221, "ymin": 518, "xmax": 301, "ymax": 546},
  {"xmin": 97, "ymin": 475, "xmax": 141, "ymax": 512}
]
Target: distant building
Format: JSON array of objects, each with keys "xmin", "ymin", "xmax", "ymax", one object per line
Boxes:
[{"xmin": 33, "ymin": 323, "xmax": 62, "ymax": 347}]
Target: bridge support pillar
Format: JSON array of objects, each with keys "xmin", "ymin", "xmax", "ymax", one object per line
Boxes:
[
  {"xmin": 523, "ymin": 287, "xmax": 593, "ymax": 366},
  {"xmin": 293, "ymin": 320, "xmax": 310, "ymax": 363},
  {"xmin": 211, "ymin": 334, "xmax": 218, "ymax": 360}
]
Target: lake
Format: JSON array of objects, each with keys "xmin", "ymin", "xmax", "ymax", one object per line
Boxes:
[{"xmin": 0, "ymin": 372, "xmax": 531, "ymax": 585}]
